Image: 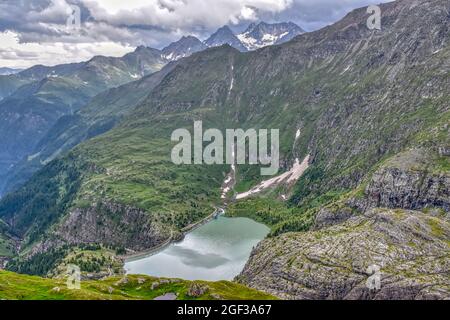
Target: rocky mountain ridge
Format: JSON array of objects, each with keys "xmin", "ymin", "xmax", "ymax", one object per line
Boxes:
[{"xmin": 163, "ymin": 22, "xmax": 304, "ymax": 60}]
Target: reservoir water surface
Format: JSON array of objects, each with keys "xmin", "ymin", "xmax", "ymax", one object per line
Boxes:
[{"xmin": 124, "ymin": 215, "xmax": 269, "ymax": 281}]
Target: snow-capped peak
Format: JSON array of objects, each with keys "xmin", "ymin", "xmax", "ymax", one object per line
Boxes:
[
  {"xmin": 237, "ymin": 22, "xmax": 305, "ymax": 51},
  {"xmin": 204, "ymin": 26, "xmax": 247, "ymax": 52},
  {"xmin": 156, "ymin": 22, "xmax": 305, "ymax": 62}
]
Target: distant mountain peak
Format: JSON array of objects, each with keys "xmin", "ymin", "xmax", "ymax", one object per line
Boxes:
[
  {"xmin": 243, "ymin": 22, "xmax": 258, "ymax": 34},
  {"xmin": 237, "ymin": 21, "xmax": 305, "ymax": 50},
  {"xmin": 204, "ymin": 25, "xmax": 248, "ymax": 52},
  {"xmin": 0, "ymin": 67, "xmax": 22, "ymax": 76},
  {"xmin": 161, "ymin": 35, "xmax": 207, "ymax": 61},
  {"xmin": 158, "ymin": 21, "xmax": 306, "ymax": 62}
]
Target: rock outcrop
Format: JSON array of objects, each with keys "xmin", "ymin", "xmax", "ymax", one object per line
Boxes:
[
  {"xmin": 351, "ymin": 149, "xmax": 450, "ymax": 213},
  {"xmin": 363, "ymin": 168, "xmax": 449, "ymax": 212},
  {"xmin": 187, "ymin": 282, "xmax": 209, "ymax": 297},
  {"xmin": 313, "ymin": 206, "xmax": 355, "ymax": 230},
  {"xmin": 54, "ymin": 201, "xmax": 171, "ymax": 252},
  {"xmin": 238, "ymin": 209, "xmax": 450, "ymax": 300}
]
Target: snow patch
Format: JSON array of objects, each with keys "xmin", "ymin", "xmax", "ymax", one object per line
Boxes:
[
  {"xmin": 340, "ymin": 65, "xmax": 351, "ymax": 75},
  {"xmin": 279, "ymin": 31, "xmax": 289, "ymax": 39},
  {"xmin": 236, "ymin": 155, "xmax": 310, "ymax": 200},
  {"xmin": 221, "ymin": 144, "xmax": 236, "ymax": 199},
  {"xmin": 229, "ymin": 65, "xmax": 235, "ymax": 93}
]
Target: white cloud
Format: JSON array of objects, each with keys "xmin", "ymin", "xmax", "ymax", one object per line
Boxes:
[
  {"xmin": 0, "ymin": 31, "xmax": 133, "ymax": 68},
  {"xmin": 0, "ymin": 0, "xmax": 391, "ymax": 68},
  {"xmin": 83, "ymin": 0, "xmax": 293, "ymax": 29}
]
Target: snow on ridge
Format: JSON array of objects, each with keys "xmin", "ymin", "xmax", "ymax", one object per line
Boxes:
[{"xmin": 237, "ymin": 31, "xmax": 287, "ymax": 50}]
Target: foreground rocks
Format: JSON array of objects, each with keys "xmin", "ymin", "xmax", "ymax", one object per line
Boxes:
[
  {"xmin": 238, "ymin": 209, "xmax": 450, "ymax": 300},
  {"xmin": 187, "ymin": 282, "xmax": 210, "ymax": 297}
]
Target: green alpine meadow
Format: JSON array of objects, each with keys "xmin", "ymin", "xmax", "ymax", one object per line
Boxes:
[{"xmin": 0, "ymin": 0, "xmax": 448, "ymax": 303}]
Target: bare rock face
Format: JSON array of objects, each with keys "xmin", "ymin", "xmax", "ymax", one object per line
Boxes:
[
  {"xmin": 315, "ymin": 149, "xmax": 450, "ymax": 232},
  {"xmin": 238, "ymin": 209, "xmax": 450, "ymax": 300},
  {"xmin": 314, "ymin": 206, "xmax": 355, "ymax": 230},
  {"xmin": 54, "ymin": 201, "xmax": 170, "ymax": 252},
  {"xmin": 363, "ymin": 169, "xmax": 449, "ymax": 211},
  {"xmin": 351, "ymin": 149, "xmax": 450, "ymax": 213}
]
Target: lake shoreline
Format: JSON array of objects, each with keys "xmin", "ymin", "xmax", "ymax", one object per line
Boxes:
[
  {"xmin": 122, "ymin": 206, "xmax": 224, "ymax": 263},
  {"xmin": 123, "ymin": 210, "xmax": 269, "ymax": 281}
]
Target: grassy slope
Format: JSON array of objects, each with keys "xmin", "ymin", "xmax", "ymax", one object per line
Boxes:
[
  {"xmin": 1, "ymin": 63, "xmax": 177, "ymax": 196},
  {"xmin": 0, "ymin": 48, "xmax": 168, "ymax": 196},
  {"xmin": 0, "ymin": 271, "xmax": 276, "ymax": 300},
  {"xmin": 0, "ymin": 49, "xmax": 235, "ymax": 253}
]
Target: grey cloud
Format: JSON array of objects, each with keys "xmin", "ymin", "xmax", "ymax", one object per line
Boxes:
[
  {"xmin": 235, "ymin": 0, "xmax": 393, "ymax": 32},
  {"xmin": 0, "ymin": 0, "xmax": 293, "ymax": 47},
  {"xmin": 0, "ymin": 0, "xmax": 392, "ymax": 47},
  {"xmin": 0, "ymin": 0, "xmax": 393, "ymax": 68},
  {"xmin": 0, "ymin": 48, "xmax": 40, "ymax": 60}
]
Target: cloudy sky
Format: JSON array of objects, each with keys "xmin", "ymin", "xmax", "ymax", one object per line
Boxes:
[{"xmin": 0, "ymin": 0, "xmax": 391, "ymax": 68}]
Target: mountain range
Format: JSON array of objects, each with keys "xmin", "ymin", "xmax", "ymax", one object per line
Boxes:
[
  {"xmin": 0, "ymin": 0, "xmax": 449, "ymax": 300},
  {"xmin": 0, "ymin": 47, "xmax": 167, "ymax": 195},
  {"xmin": 0, "ymin": 68, "xmax": 22, "ymax": 76},
  {"xmin": 0, "ymin": 21, "xmax": 304, "ymax": 196},
  {"xmin": 162, "ymin": 22, "xmax": 304, "ymax": 60}
]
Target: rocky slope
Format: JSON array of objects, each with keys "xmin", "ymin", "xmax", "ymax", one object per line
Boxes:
[
  {"xmin": 352, "ymin": 148, "xmax": 450, "ymax": 212},
  {"xmin": 238, "ymin": 208, "xmax": 449, "ymax": 300},
  {"xmin": 162, "ymin": 36, "xmax": 208, "ymax": 61},
  {"xmin": 205, "ymin": 26, "xmax": 248, "ymax": 51},
  {"xmin": 239, "ymin": 145, "xmax": 449, "ymax": 299},
  {"xmin": 46, "ymin": 201, "xmax": 170, "ymax": 254}
]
